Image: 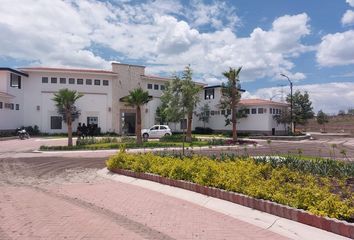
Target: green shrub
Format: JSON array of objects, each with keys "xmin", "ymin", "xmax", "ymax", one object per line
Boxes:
[
  {"xmin": 160, "ymin": 134, "xmax": 198, "ymax": 142},
  {"xmin": 106, "ymin": 152, "xmax": 354, "ymax": 221}
]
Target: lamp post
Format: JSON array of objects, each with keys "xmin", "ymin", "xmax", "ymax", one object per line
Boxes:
[{"xmin": 280, "ymin": 73, "xmax": 293, "ymax": 134}]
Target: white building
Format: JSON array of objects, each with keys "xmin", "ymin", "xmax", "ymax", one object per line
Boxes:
[{"xmin": 0, "ymin": 63, "xmax": 288, "ymax": 135}]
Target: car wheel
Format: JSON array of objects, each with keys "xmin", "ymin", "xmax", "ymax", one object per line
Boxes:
[
  {"xmin": 164, "ymin": 133, "xmax": 170, "ymax": 136},
  {"xmin": 143, "ymin": 133, "xmax": 149, "ymax": 139}
]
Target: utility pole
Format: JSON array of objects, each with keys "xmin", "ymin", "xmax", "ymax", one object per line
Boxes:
[{"xmin": 280, "ymin": 74, "xmax": 293, "ymax": 134}]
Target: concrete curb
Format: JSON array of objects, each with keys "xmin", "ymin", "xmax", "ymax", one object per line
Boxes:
[{"xmin": 110, "ymin": 168, "xmax": 354, "ymax": 239}]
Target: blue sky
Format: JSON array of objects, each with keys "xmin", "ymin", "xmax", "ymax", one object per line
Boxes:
[{"xmin": 0, "ymin": 0, "xmax": 353, "ymax": 113}]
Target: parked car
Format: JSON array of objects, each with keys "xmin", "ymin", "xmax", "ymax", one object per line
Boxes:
[{"xmin": 141, "ymin": 125, "xmax": 172, "ymax": 139}]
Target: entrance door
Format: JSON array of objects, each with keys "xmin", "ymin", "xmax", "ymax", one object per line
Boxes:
[
  {"xmin": 272, "ymin": 128, "xmax": 275, "ymax": 136},
  {"xmin": 122, "ymin": 112, "xmax": 136, "ymax": 135}
]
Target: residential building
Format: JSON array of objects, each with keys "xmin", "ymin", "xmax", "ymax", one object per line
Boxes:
[{"xmin": 0, "ymin": 63, "xmax": 288, "ymax": 135}]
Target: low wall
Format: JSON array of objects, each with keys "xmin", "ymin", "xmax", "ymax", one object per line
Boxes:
[{"xmin": 110, "ymin": 168, "xmax": 354, "ymax": 239}]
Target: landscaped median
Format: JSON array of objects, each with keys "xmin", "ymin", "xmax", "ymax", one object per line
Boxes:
[{"xmin": 106, "ymin": 151, "xmax": 354, "ymax": 238}]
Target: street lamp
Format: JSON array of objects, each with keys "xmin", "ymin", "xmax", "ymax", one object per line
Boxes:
[{"xmin": 280, "ymin": 73, "xmax": 293, "ymax": 134}]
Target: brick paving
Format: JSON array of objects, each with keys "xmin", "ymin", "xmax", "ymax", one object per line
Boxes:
[{"xmin": 0, "ymin": 180, "xmax": 288, "ymax": 240}]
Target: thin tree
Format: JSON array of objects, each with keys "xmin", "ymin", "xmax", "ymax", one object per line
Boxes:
[
  {"xmin": 52, "ymin": 88, "xmax": 83, "ymax": 146},
  {"xmin": 286, "ymin": 90, "xmax": 314, "ymax": 130},
  {"xmin": 120, "ymin": 87, "xmax": 151, "ymax": 145},
  {"xmin": 317, "ymin": 110, "xmax": 329, "ymax": 133},
  {"xmin": 273, "ymin": 108, "xmax": 291, "ymax": 134},
  {"xmin": 220, "ymin": 67, "xmax": 242, "ymax": 141}
]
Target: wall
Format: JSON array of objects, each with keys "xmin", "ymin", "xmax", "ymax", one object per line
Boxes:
[
  {"xmin": 22, "ymin": 71, "xmax": 114, "ymax": 133},
  {"xmin": 0, "ymin": 71, "xmax": 25, "ymax": 130}
]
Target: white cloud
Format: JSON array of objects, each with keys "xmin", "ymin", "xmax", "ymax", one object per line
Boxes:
[
  {"xmin": 346, "ymin": 0, "xmax": 354, "ymax": 7},
  {"xmin": 0, "ymin": 0, "xmax": 311, "ymax": 82},
  {"xmin": 317, "ymin": 30, "xmax": 354, "ymax": 66},
  {"xmin": 244, "ymin": 82, "xmax": 354, "ymax": 114},
  {"xmin": 342, "ymin": 10, "xmax": 354, "ymax": 25}
]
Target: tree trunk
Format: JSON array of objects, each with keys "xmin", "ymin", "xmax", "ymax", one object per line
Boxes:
[
  {"xmin": 136, "ymin": 106, "xmax": 142, "ymax": 145},
  {"xmin": 231, "ymin": 82, "xmax": 237, "ymax": 142},
  {"xmin": 186, "ymin": 111, "xmax": 193, "ymax": 142},
  {"xmin": 67, "ymin": 112, "xmax": 73, "ymax": 147}
]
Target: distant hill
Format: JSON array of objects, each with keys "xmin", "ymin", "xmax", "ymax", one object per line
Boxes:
[{"xmin": 299, "ymin": 115, "xmax": 354, "ymax": 135}]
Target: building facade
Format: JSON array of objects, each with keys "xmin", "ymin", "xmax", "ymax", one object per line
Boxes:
[{"xmin": 0, "ymin": 63, "xmax": 288, "ymax": 135}]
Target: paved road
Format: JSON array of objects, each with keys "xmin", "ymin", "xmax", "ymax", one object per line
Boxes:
[{"xmin": 0, "ymin": 139, "xmax": 288, "ymax": 240}]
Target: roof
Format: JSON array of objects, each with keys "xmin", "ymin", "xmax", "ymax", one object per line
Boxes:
[
  {"xmin": 18, "ymin": 67, "xmax": 118, "ymax": 76},
  {"xmin": 141, "ymin": 75, "xmax": 172, "ymax": 81},
  {"xmin": 0, "ymin": 92, "xmax": 15, "ymax": 99},
  {"xmin": 204, "ymin": 84, "xmax": 245, "ymax": 92},
  {"xmin": 239, "ymin": 98, "xmax": 289, "ymax": 107},
  {"xmin": 0, "ymin": 68, "xmax": 29, "ymax": 77}
]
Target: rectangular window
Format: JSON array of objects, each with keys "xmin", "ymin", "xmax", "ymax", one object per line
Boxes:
[
  {"xmin": 50, "ymin": 116, "xmax": 62, "ymax": 129},
  {"xmin": 94, "ymin": 79, "xmax": 100, "ymax": 85},
  {"xmin": 211, "ymin": 110, "xmax": 215, "ymax": 116},
  {"xmin": 69, "ymin": 78, "xmax": 75, "ymax": 84},
  {"xmin": 154, "ymin": 84, "xmax": 159, "ymax": 90},
  {"xmin": 160, "ymin": 85, "xmax": 165, "ymax": 90},
  {"xmin": 86, "ymin": 79, "xmax": 92, "ymax": 85},
  {"xmin": 10, "ymin": 73, "xmax": 21, "ymax": 89},
  {"xmin": 60, "ymin": 78, "xmax": 66, "ymax": 84},
  {"xmin": 10, "ymin": 103, "xmax": 14, "ymax": 110},
  {"xmin": 221, "ymin": 109, "xmax": 225, "ymax": 115},
  {"xmin": 16, "ymin": 104, "xmax": 19, "ymax": 110},
  {"xmin": 180, "ymin": 119, "xmax": 187, "ymax": 130},
  {"xmin": 42, "ymin": 77, "xmax": 48, "ymax": 83},
  {"xmin": 103, "ymin": 80, "xmax": 109, "ymax": 86},
  {"xmin": 258, "ymin": 108, "xmax": 264, "ymax": 114},
  {"xmin": 270, "ymin": 108, "xmax": 272, "ymax": 114},
  {"xmin": 147, "ymin": 83, "xmax": 153, "ymax": 89},
  {"xmin": 227, "ymin": 109, "xmax": 231, "ymax": 115},
  {"xmin": 251, "ymin": 108, "xmax": 257, "ymax": 114},
  {"xmin": 77, "ymin": 79, "xmax": 83, "ymax": 85},
  {"xmin": 51, "ymin": 77, "xmax": 57, "ymax": 84},
  {"xmin": 0, "ymin": 102, "xmax": 2, "ymax": 109},
  {"xmin": 204, "ymin": 88, "xmax": 215, "ymax": 99},
  {"xmin": 273, "ymin": 108, "xmax": 276, "ymax": 114}
]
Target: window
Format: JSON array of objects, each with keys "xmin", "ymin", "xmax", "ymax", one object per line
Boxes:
[
  {"xmin": 86, "ymin": 79, "xmax": 92, "ymax": 85},
  {"xmin": 154, "ymin": 84, "xmax": 159, "ymax": 90},
  {"xmin": 180, "ymin": 119, "xmax": 187, "ymax": 130},
  {"xmin": 204, "ymin": 88, "xmax": 215, "ymax": 99},
  {"xmin": 94, "ymin": 79, "xmax": 100, "ymax": 85},
  {"xmin": 245, "ymin": 108, "xmax": 250, "ymax": 114},
  {"xmin": 10, "ymin": 73, "xmax": 21, "ymax": 89},
  {"xmin": 51, "ymin": 77, "xmax": 57, "ymax": 84},
  {"xmin": 69, "ymin": 78, "xmax": 75, "ymax": 84},
  {"xmin": 50, "ymin": 116, "xmax": 62, "ymax": 129},
  {"xmin": 77, "ymin": 79, "xmax": 83, "ymax": 85},
  {"xmin": 16, "ymin": 104, "xmax": 19, "ymax": 110},
  {"xmin": 147, "ymin": 83, "xmax": 152, "ymax": 89},
  {"xmin": 42, "ymin": 77, "xmax": 48, "ymax": 83},
  {"xmin": 5, "ymin": 103, "xmax": 14, "ymax": 110},
  {"xmin": 150, "ymin": 126, "xmax": 159, "ymax": 130},
  {"xmin": 103, "ymin": 80, "xmax": 109, "ymax": 86},
  {"xmin": 211, "ymin": 110, "xmax": 215, "ymax": 116},
  {"xmin": 258, "ymin": 108, "xmax": 264, "ymax": 114},
  {"xmin": 87, "ymin": 116, "xmax": 98, "ymax": 126},
  {"xmin": 251, "ymin": 108, "xmax": 257, "ymax": 114},
  {"xmin": 160, "ymin": 85, "xmax": 165, "ymax": 90},
  {"xmin": 270, "ymin": 108, "xmax": 272, "ymax": 114},
  {"xmin": 221, "ymin": 109, "xmax": 225, "ymax": 115},
  {"xmin": 0, "ymin": 102, "xmax": 2, "ymax": 109},
  {"xmin": 160, "ymin": 126, "xmax": 167, "ymax": 130},
  {"xmin": 273, "ymin": 108, "xmax": 276, "ymax": 114},
  {"xmin": 227, "ymin": 109, "xmax": 231, "ymax": 115},
  {"xmin": 60, "ymin": 78, "xmax": 66, "ymax": 84}
]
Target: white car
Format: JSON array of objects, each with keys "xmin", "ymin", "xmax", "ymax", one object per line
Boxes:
[{"xmin": 141, "ymin": 125, "xmax": 172, "ymax": 139}]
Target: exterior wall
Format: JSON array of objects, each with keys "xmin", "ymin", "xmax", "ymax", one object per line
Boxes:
[
  {"xmin": 21, "ymin": 71, "xmax": 114, "ymax": 133},
  {"xmin": 0, "ymin": 71, "xmax": 24, "ymax": 130}
]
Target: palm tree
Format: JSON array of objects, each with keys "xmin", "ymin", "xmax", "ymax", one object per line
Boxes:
[
  {"xmin": 220, "ymin": 67, "xmax": 242, "ymax": 142},
  {"xmin": 121, "ymin": 87, "xmax": 151, "ymax": 145},
  {"xmin": 53, "ymin": 88, "xmax": 83, "ymax": 146}
]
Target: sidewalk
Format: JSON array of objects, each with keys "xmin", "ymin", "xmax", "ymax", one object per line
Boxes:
[{"xmin": 98, "ymin": 168, "xmax": 350, "ymax": 240}]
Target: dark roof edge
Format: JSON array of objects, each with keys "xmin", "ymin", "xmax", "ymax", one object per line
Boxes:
[
  {"xmin": 204, "ymin": 85, "xmax": 245, "ymax": 92},
  {"xmin": 0, "ymin": 68, "xmax": 29, "ymax": 77}
]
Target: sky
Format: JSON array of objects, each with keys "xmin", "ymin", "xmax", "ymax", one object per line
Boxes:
[{"xmin": 0, "ymin": 0, "xmax": 353, "ymax": 114}]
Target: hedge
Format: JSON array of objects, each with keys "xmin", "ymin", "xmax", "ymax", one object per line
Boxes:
[{"xmin": 106, "ymin": 152, "xmax": 354, "ymax": 221}]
